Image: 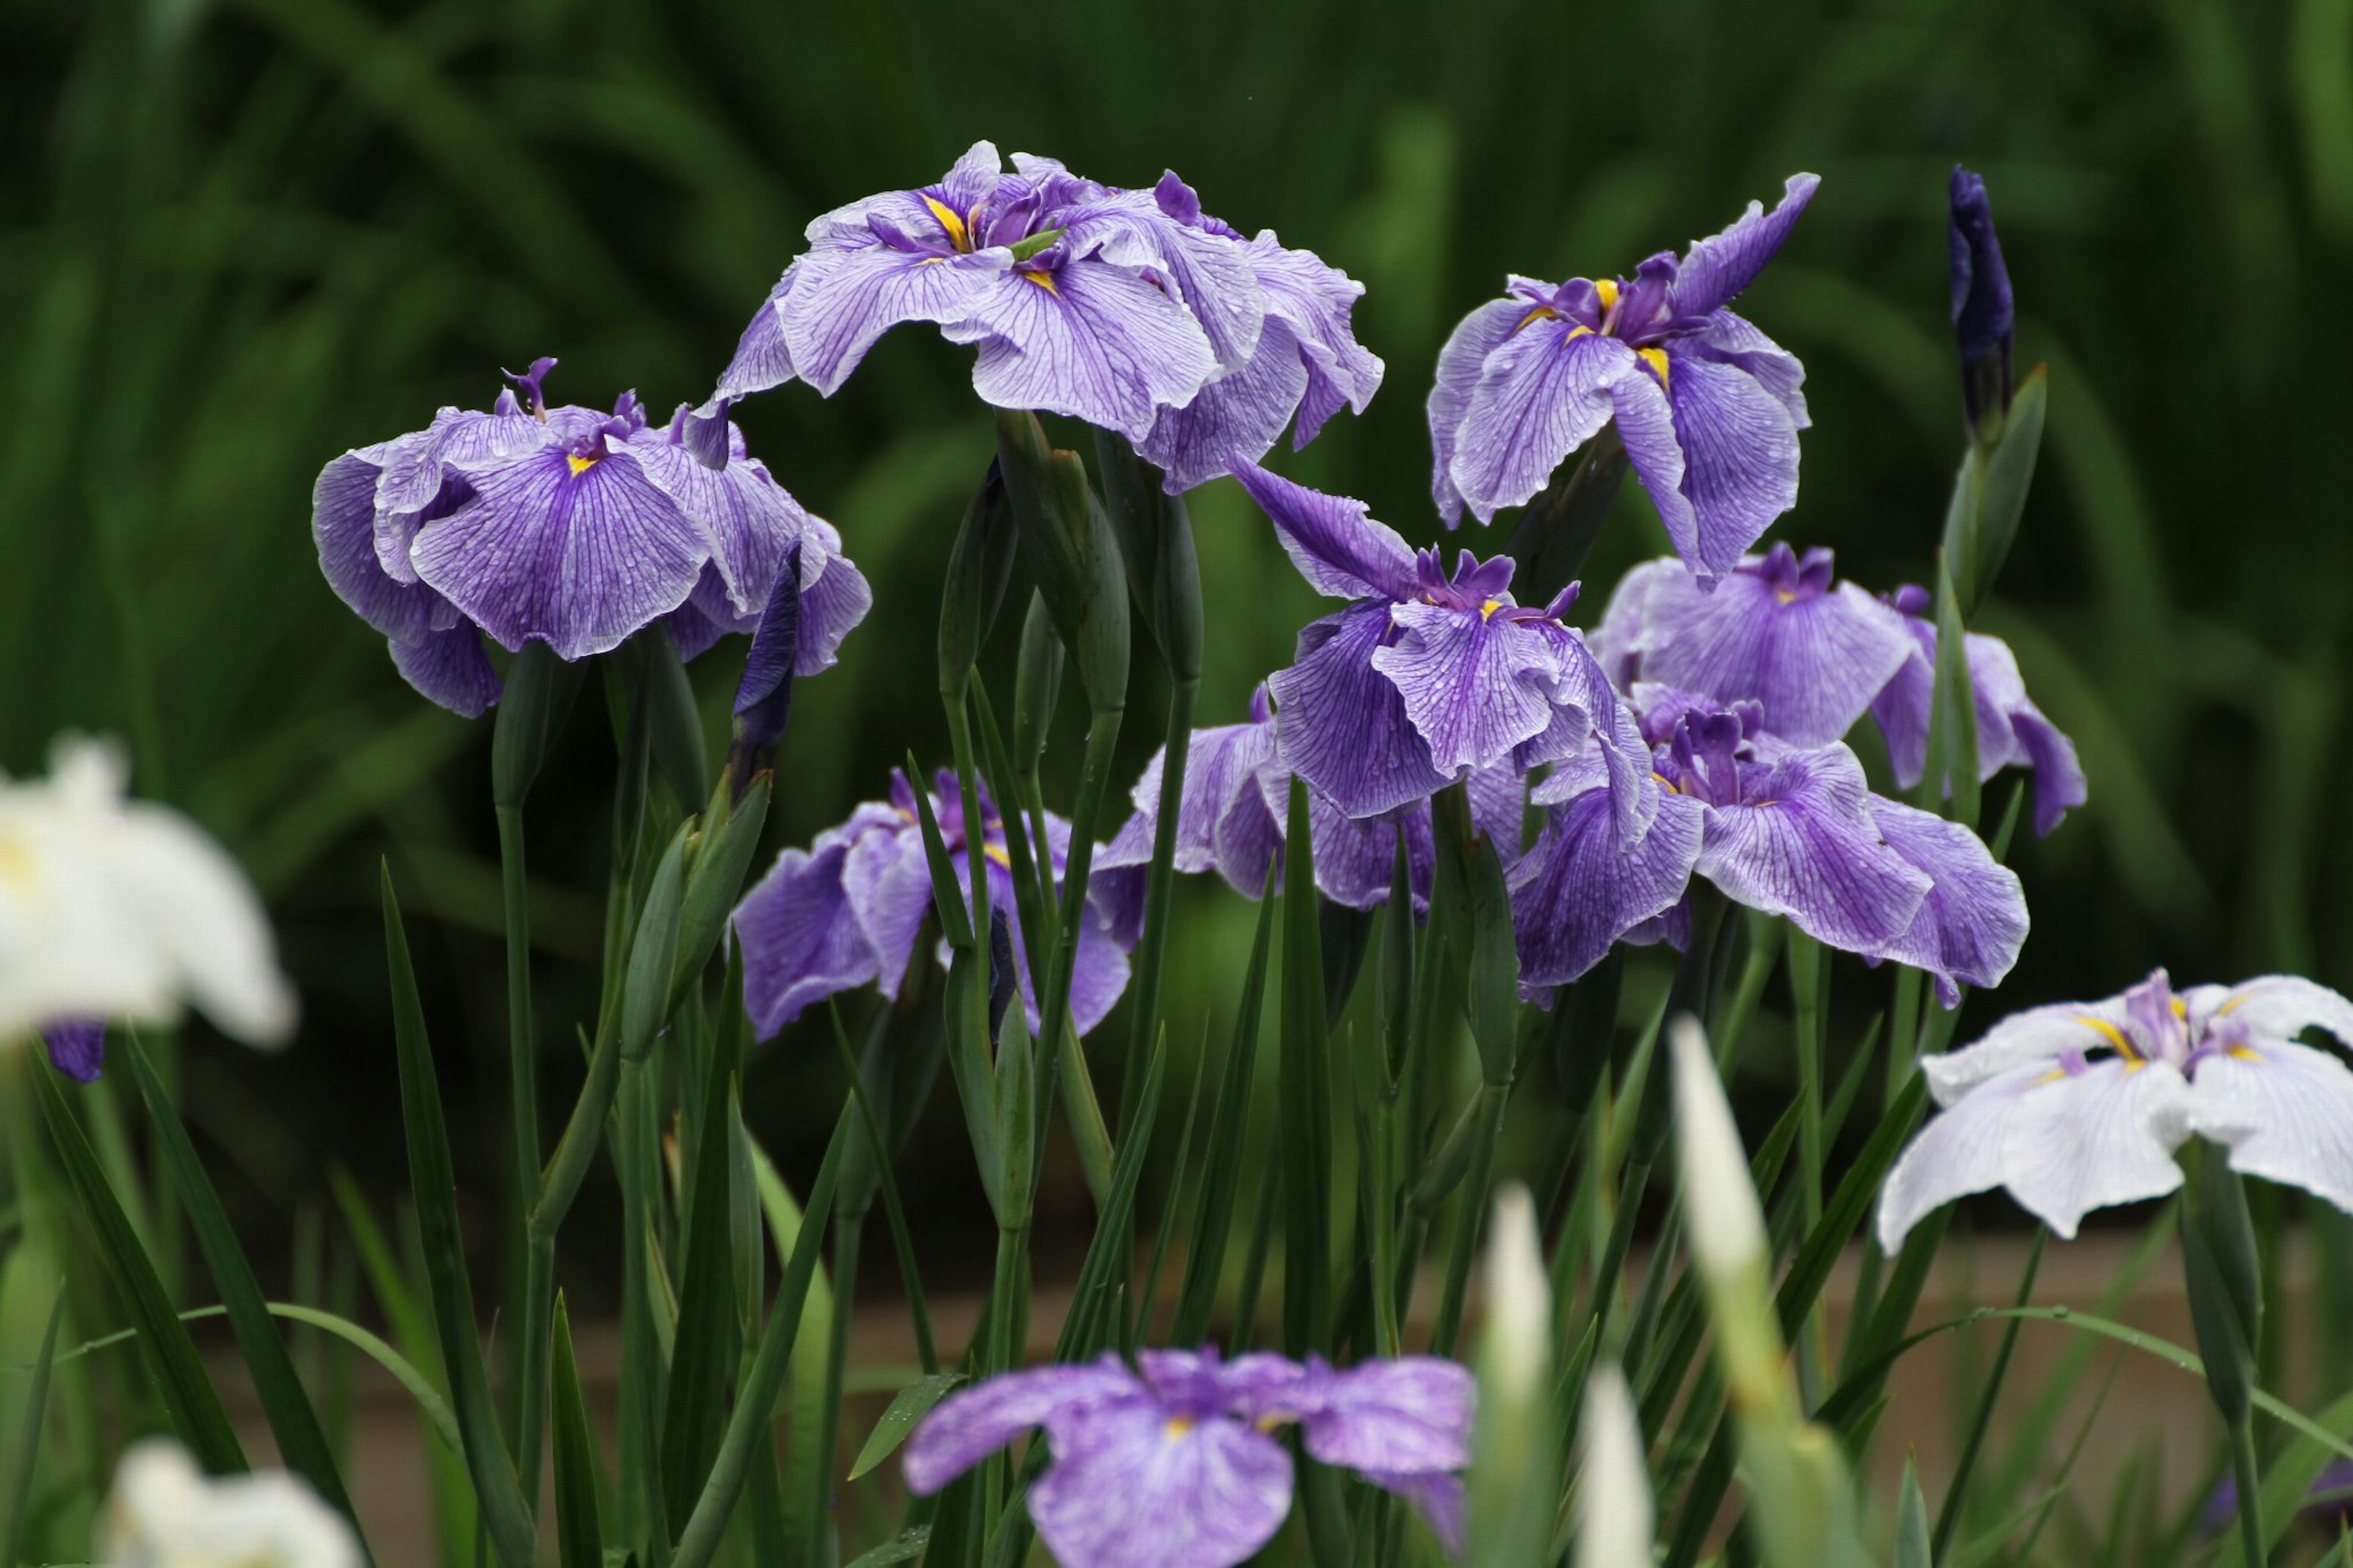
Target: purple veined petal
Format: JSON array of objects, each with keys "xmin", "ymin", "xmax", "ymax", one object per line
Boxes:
[
  {"xmin": 667, "ymin": 567, "xmax": 749, "ymax": 662},
  {"xmin": 839, "ymin": 823, "xmax": 935, "ymax": 1004},
  {"xmin": 616, "ymin": 433, "xmax": 806, "ymax": 621},
  {"xmin": 1229, "ymin": 460, "xmax": 1420, "ymax": 602},
  {"xmin": 716, "ymin": 263, "xmax": 801, "ymax": 401},
  {"xmin": 41, "ymin": 1018, "xmax": 106, "ymax": 1082},
  {"xmin": 1371, "ymin": 602, "xmax": 1576, "ymax": 778},
  {"xmin": 1061, "ymin": 189, "xmax": 1265, "ymax": 371},
  {"xmin": 2011, "ymin": 702, "xmax": 2087, "ymax": 838},
  {"xmin": 1871, "ymin": 620, "xmax": 2086, "ymax": 836},
  {"xmin": 2197, "ymin": 975, "xmax": 2353, "ymax": 1050},
  {"xmin": 1685, "ymin": 309, "xmax": 1809, "ymax": 426},
  {"xmin": 1669, "ymin": 173, "xmax": 1821, "ymax": 320},
  {"xmin": 1608, "ymin": 366, "xmax": 1702, "ymax": 576},
  {"xmin": 1468, "ymin": 757, "xmax": 1529, "ymax": 862},
  {"xmin": 1028, "ymin": 1401, "xmax": 1297, "ymax": 1568},
  {"xmin": 1428, "ymin": 295, "xmax": 1535, "ymax": 528},
  {"xmin": 1510, "ymin": 785, "xmax": 1705, "ymax": 990},
  {"xmin": 1066, "ymin": 901, "xmax": 1135, "ymax": 1037},
  {"xmin": 732, "ymin": 837, "xmax": 885, "ymax": 1037},
  {"xmin": 1622, "ymin": 563, "xmax": 1914, "ymax": 748},
  {"xmin": 390, "ymin": 623, "xmax": 504, "ymax": 719},
  {"xmin": 1270, "ymin": 602, "xmax": 1453, "ymax": 820},
  {"xmin": 934, "ymin": 139, "xmax": 1007, "ymax": 221},
  {"xmin": 1875, "ymin": 1056, "xmax": 2193, "ymax": 1252},
  {"xmin": 1866, "ymin": 800, "xmax": 2028, "ymax": 1007},
  {"xmin": 1137, "ymin": 319, "xmax": 1313, "ymax": 492},
  {"xmin": 1254, "ymin": 235, "xmax": 1382, "ymax": 447},
  {"xmin": 1363, "ymin": 1469, "xmax": 1466, "ymax": 1556},
  {"xmin": 1293, "ymin": 1358, "xmax": 1475, "ymax": 1477},
  {"xmin": 948, "ymin": 258, "xmax": 1220, "ymax": 443},
  {"xmin": 1868, "ymin": 621, "xmax": 1937, "ymax": 788},
  {"xmin": 902, "ymin": 1357, "xmax": 1143, "ymax": 1496},
  {"xmin": 1652, "ymin": 346, "xmax": 1803, "ymax": 581},
  {"xmin": 1691, "ymin": 745, "xmax": 1931, "ymax": 953},
  {"xmin": 1308, "ymin": 797, "xmax": 1435, "ymax": 912},
  {"xmin": 778, "ymin": 244, "xmax": 1007, "ymax": 396},
  {"xmin": 2185, "ymin": 1040, "xmax": 2353, "ymax": 1214},
  {"xmin": 1449, "ymin": 320, "xmax": 1635, "ymax": 526},
  {"xmin": 411, "ymin": 445, "xmax": 709, "ymax": 661},
  {"xmin": 376, "ymin": 407, "xmax": 550, "ymax": 580},
  {"xmin": 1919, "ymin": 993, "xmax": 2146, "ymax": 1104},
  {"xmin": 1588, "ymin": 558, "xmax": 1688, "ymax": 687},
  {"xmin": 795, "ymin": 518, "xmax": 873, "ymax": 675},
  {"xmin": 315, "ymin": 447, "xmax": 444, "ymax": 644}
]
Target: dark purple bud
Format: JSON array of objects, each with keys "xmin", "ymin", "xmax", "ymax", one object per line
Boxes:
[
  {"xmin": 41, "ymin": 1019, "xmax": 105, "ymax": 1082},
  {"xmin": 725, "ymin": 543, "xmax": 801, "ymax": 793},
  {"xmin": 1949, "ymin": 166, "xmax": 2014, "ymax": 437}
]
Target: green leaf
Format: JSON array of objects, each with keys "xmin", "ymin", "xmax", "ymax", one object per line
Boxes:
[
  {"xmin": 32, "ymin": 1064, "xmax": 245, "ymax": 1474},
  {"xmin": 643, "ymin": 623, "xmax": 710, "ymax": 812},
  {"xmin": 905, "ymin": 749, "xmax": 976, "ymax": 952},
  {"xmin": 551, "ymin": 1296, "xmax": 606, "ymax": 1568},
  {"xmin": 621, "ymin": 822, "xmax": 692, "ymax": 1064},
  {"xmin": 659, "ymin": 1019, "xmax": 746, "ymax": 1523},
  {"xmin": 1278, "ymin": 776, "xmax": 1333, "ymax": 1360},
  {"xmin": 1050, "ymin": 1029, "xmax": 1170, "ymax": 1363},
  {"xmin": 381, "ymin": 864, "xmax": 538, "ymax": 1568},
  {"xmin": 847, "ymin": 1373, "xmax": 966, "ymax": 1482},
  {"xmin": 1, "ymin": 1284, "xmax": 62, "ymax": 1568},
  {"xmin": 842, "ymin": 1527, "xmax": 933, "ymax": 1568},
  {"xmin": 121, "ymin": 1031, "xmax": 360, "ymax": 1535},
  {"xmin": 1893, "ymin": 1456, "xmax": 1933, "ymax": 1568},
  {"xmin": 1922, "ymin": 554, "xmax": 1981, "ymax": 829},
  {"xmin": 668, "ymin": 772, "xmax": 770, "ymax": 1015}
]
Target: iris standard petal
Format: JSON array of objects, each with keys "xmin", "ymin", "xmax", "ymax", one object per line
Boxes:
[
  {"xmin": 2186, "ymin": 1040, "xmax": 2353, "ymax": 1214},
  {"xmin": 780, "ymin": 243, "xmax": 1007, "ymax": 396},
  {"xmin": 1654, "ymin": 346, "xmax": 1804, "ymax": 580},
  {"xmin": 1693, "ymin": 746, "xmax": 1931, "ymax": 953},
  {"xmin": 1669, "ymin": 173, "xmax": 1821, "ymax": 320},
  {"xmin": 1879, "ymin": 1058, "xmax": 2192, "ymax": 1249},
  {"xmin": 1028, "ymin": 1402, "xmax": 1296, "ymax": 1568},
  {"xmin": 950, "ymin": 259, "xmax": 1219, "ymax": 442},
  {"xmin": 1230, "ymin": 460, "xmax": 1420, "ymax": 602},
  {"xmin": 1371, "ymin": 602, "xmax": 1577, "ymax": 777},
  {"xmin": 1449, "ymin": 320, "xmax": 1632, "ymax": 525},
  {"xmin": 1510, "ymin": 786, "xmax": 1707, "ymax": 989},
  {"xmin": 1270, "ymin": 602, "xmax": 1452, "ymax": 819},
  {"xmin": 901, "ymin": 1360, "xmax": 1143, "ymax": 1495},
  {"xmin": 733, "ymin": 838, "xmax": 882, "ymax": 1036},
  {"xmin": 1429, "ymin": 295, "xmax": 1536, "ymax": 526},
  {"xmin": 1867, "ymin": 800, "xmax": 2029, "ymax": 1006}
]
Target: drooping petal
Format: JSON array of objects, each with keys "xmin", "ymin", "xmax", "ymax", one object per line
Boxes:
[
  {"xmin": 314, "ymin": 446, "xmax": 441, "ymax": 643},
  {"xmin": 1270, "ymin": 602, "xmax": 1451, "ymax": 820},
  {"xmin": 1605, "ymin": 562, "xmax": 1912, "ymax": 746},
  {"xmin": 2186, "ymin": 1040, "xmax": 2353, "ymax": 1214},
  {"xmin": 1919, "ymin": 993, "xmax": 2148, "ymax": 1104},
  {"xmin": 1684, "ymin": 309, "xmax": 1809, "ymax": 426},
  {"xmin": 1065, "ymin": 902, "xmax": 1135, "ymax": 1038},
  {"xmin": 779, "ymin": 243, "xmax": 1007, "ymax": 396},
  {"xmin": 1509, "ymin": 786, "xmax": 1706, "ymax": 989},
  {"xmin": 1139, "ymin": 322, "xmax": 1313, "ymax": 492},
  {"xmin": 1366, "ymin": 1469, "xmax": 1466, "ymax": 1555},
  {"xmin": 1292, "ymin": 1358, "xmax": 1475, "ymax": 1477},
  {"xmin": 1229, "ymin": 460, "xmax": 1419, "ymax": 602},
  {"xmin": 373, "ymin": 407, "xmax": 548, "ymax": 579},
  {"xmin": 1257, "ymin": 236, "xmax": 1383, "ymax": 447},
  {"xmin": 901, "ymin": 1359, "xmax": 1144, "ymax": 1495},
  {"xmin": 389, "ymin": 623, "xmax": 504, "ymax": 719},
  {"xmin": 617, "ymin": 430, "xmax": 810, "ymax": 620},
  {"xmin": 1449, "ymin": 320, "xmax": 1634, "ymax": 525},
  {"xmin": 1876, "ymin": 1058, "xmax": 2192, "ymax": 1250},
  {"xmin": 2197, "ymin": 975, "xmax": 2353, "ymax": 1048},
  {"xmin": 839, "ymin": 821, "xmax": 936, "ymax": 1003},
  {"xmin": 715, "ymin": 264, "xmax": 800, "ymax": 401},
  {"xmin": 1028, "ymin": 1403, "xmax": 1296, "ymax": 1568},
  {"xmin": 1874, "ymin": 621, "xmax": 2085, "ymax": 837},
  {"xmin": 1371, "ymin": 602, "xmax": 1578, "ymax": 778},
  {"xmin": 1692, "ymin": 745, "xmax": 1930, "ymax": 953},
  {"xmin": 1653, "ymin": 346, "xmax": 1803, "ymax": 580},
  {"xmin": 412, "ymin": 445, "xmax": 707, "ymax": 661},
  {"xmin": 1428, "ymin": 295, "xmax": 1535, "ymax": 527},
  {"xmin": 949, "ymin": 259, "xmax": 1218, "ymax": 442},
  {"xmin": 733, "ymin": 836, "xmax": 882, "ymax": 1037},
  {"xmin": 1062, "ymin": 189, "xmax": 1265, "ymax": 372},
  {"xmin": 1669, "ymin": 173, "xmax": 1821, "ymax": 320},
  {"xmin": 792, "ymin": 520, "xmax": 873, "ymax": 675},
  {"xmin": 1866, "ymin": 800, "xmax": 2029, "ymax": 1006},
  {"xmin": 1303, "ymin": 793, "xmax": 1434, "ymax": 912}
]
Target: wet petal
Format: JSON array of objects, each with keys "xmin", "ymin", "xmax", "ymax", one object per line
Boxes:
[
  {"xmin": 1269, "ymin": 603, "xmax": 1451, "ymax": 820},
  {"xmin": 1230, "ymin": 460, "xmax": 1419, "ymax": 602},
  {"xmin": 1866, "ymin": 800, "xmax": 2028, "ymax": 1006},
  {"xmin": 780, "ymin": 244, "xmax": 1005, "ymax": 396},
  {"xmin": 2187, "ymin": 1040, "xmax": 2353, "ymax": 1213},
  {"xmin": 950, "ymin": 259, "xmax": 1218, "ymax": 442},
  {"xmin": 1372, "ymin": 603, "xmax": 1577, "ymax": 777},
  {"xmin": 1450, "ymin": 320, "xmax": 1632, "ymax": 525},
  {"xmin": 1428, "ymin": 296, "xmax": 1533, "ymax": 527},
  {"xmin": 1693, "ymin": 746, "xmax": 1930, "ymax": 953},
  {"xmin": 1670, "ymin": 173, "xmax": 1820, "ymax": 320},
  {"xmin": 1510, "ymin": 786, "xmax": 1705, "ymax": 990}
]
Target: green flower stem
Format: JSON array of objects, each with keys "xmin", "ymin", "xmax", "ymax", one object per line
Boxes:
[
  {"xmin": 1026, "ymin": 711, "xmax": 1124, "ymax": 1210},
  {"xmin": 1114, "ymin": 674, "xmax": 1198, "ymax": 1145}
]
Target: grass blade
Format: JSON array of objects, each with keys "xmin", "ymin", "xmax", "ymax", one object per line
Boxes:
[
  {"xmin": 847, "ymin": 1373, "xmax": 966, "ymax": 1482},
  {"xmin": 1, "ymin": 1284, "xmax": 63, "ymax": 1568},
  {"xmin": 551, "ymin": 1295, "xmax": 607, "ymax": 1568}
]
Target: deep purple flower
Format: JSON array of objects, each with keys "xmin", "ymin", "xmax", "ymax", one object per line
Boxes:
[
  {"xmin": 718, "ymin": 143, "xmax": 1358, "ymax": 454},
  {"xmin": 1235, "ymin": 460, "xmax": 1630, "ymax": 824},
  {"xmin": 731, "ymin": 768, "xmax": 1131, "ymax": 1039},
  {"xmin": 314, "ymin": 359, "xmax": 867, "ymax": 714},
  {"xmin": 1430, "ymin": 175, "xmax": 1818, "ymax": 581},
  {"xmin": 902, "ymin": 1347, "xmax": 1474, "ymax": 1568},
  {"xmin": 1512, "ymin": 690, "xmax": 2025, "ymax": 1001},
  {"xmin": 40, "ymin": 1018, "xmax": 105, "ymax": 1082},
  {"xmin": 1591, "ymin": 545, "xmax": 1916, "ymax": 748},
  {"xmin": 1949, "ymin": 166, "xmax": 2014, "ymax": 437},
  {"xmin": 1870, "ymin": 584, "xmax": 2086, "ymax": 837},
  {"xmin": 1091, "ymin": 685, "xmax": 1527, "ymax": 939}
]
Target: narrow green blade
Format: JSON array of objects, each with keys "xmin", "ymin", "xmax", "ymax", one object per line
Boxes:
[
  {"xmin": 847, "ymin": 1373, "xmax": 966, "ymax": 1482},
  {"xmin": 551, "ymin": 1295, "xmax": 607, "ymax": 1568},
  {"xmin": 1, "ymin": 1285, "xmax": 63, "ymax": 1568}
]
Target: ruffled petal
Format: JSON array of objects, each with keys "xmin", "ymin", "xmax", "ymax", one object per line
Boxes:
[
  {"xmin": 950, "ymin": 259, "xmax": 1218, "ymax": 442},
  {"xmin": 839, "ymin": 823, "xmax": 934, "ymax": 1002},
  {"xmin": 732, "ymin": 836, "xmax": 882, "ymax": 1037},
  {"xmin": 1269, "ymin": 603, "xmax": 1451, "ymax": 820},
  {"xmin": 1371, "ymin": 603, "xmax": 1577, "ymax": 777},
  {"xmin": 1509, "ymin": 786, "xmax": 1705, "ymax": 989},
  {"xmin": 1919, "ymin": 993, "xmax": 2147, "ymax": 1105},
  {"xmin": 1692, "ymin": 746, "xmax": 1930, "ymax": 954},
  {"xmin": 1669, "ymin": 173, "xmax": 1820, "ymax": 320},
  {"xmin": 1428, "ymin": 296, "xmax": 1534, "ymax": 527},
  {"xmin": 1138, "ymin": 320, "xmax": 1311, "ymax": 491},
  {"xmin": 2186, "ymin": 1040, "xmax": 2353, "ymax": 1213},
  {"xmin": 1029, "ymin": 1405, "xmax": 1295, "ymax": 1568},
  {"xmin": 779, "ymin": 243, "xmax": 1006, "ymax": 396},
  {"xmin": 1229, "ymin": 460, "xmax": 1420, "ymax": 602},
  {"xmin": 1876, "ymin": 1058, "xmax": 2191, "ymax": 1250},
  {"xmin": 901, "ymin": 1358, "xmax": 1143, "ymax": 1494},
  {"xmin": 618, "ymin": 430, "xmax": 811, "ymax": 620},
  {"xmin": 1866, "ymin": 800, "xmax": 2028, "ymax": 1006},
  {"xmin": 1654, "ymin": 346, "xmax": 1803, "ymax": 580},
  {"xmin": 1684, "ymin": 309, "xmax": 1809, "ymax": 426},
  {"xmin": 1450, "ymin": 321, "xmax": 1633, "ymax": 525},
  {"xmin": 794, "ymin": 519, "xmax": 873, "ymax": 675},
  {"xmin": 2199, "ymin": 975, "xmax": 2353, "ymax": 1048},
  {"xmin": 1062, "ymin": 189, "xmax": 1264, "ymax": 371}
]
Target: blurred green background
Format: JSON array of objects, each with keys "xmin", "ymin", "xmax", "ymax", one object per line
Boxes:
[{"xmin": 7, "ymin": 0, "xmax": 2351, "ymax": 1286}]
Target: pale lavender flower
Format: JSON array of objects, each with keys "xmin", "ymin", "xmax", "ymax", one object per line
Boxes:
[
  {"xmin": 1510, "ymin": 690, "xmax": 2025, "ymax": 1001},
  {"xmin": 732, "ymin": 769, "xmax": 1131, "ymax": 1039},
  {"xmin": 1236, "ymin": 460, "xmax": 1629, "ymax": 822},
  {"xmin": 1879, "ymin": 970, "xmax": 2353, "ymax": 1249},
  {"xmin": 314, "ymin": 359, "xmax": 866, "ymax": 714},
  {"xmin": 1430, "ymin": 175, "xmax": 1818, "ymax": 581},
  {"xmin": 1869, "ymin": 584, "xmax": 2086, "ymax": 836},
  {"xmin": 901, "ymin": 1347, "xmax": 1473, "ymax": 1568}
]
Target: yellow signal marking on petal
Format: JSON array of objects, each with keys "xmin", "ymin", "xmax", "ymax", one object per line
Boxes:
[
  {"xmin": 2075, "ymin": 1013, "xmax": 2142, "ymax": 1062},
  {"xmin": 1593, "ymin": 277, "xmax": 1620, "ymax": 309},
  {"xmin": 1652, "ymin": 771, "xmax": 1681, "ymax": 794},
  {"xmin": 1774, "ymin": 589, "xmax": 1797, "ymax": 604},
  {"xmin": 1480, "ymin": 598, "xmax": 1504, "ymax": 620},
  {"xmin": 2216, "ymin": 991, "xmax": 2254, "ymax": 1016},
  {"xmin": 1020, "ymin": 268, "xmax": 1058, "ymax": 294},
  {"xmin": 1164, "ymin": 1418, "xmax": 1195, "ymax": 1439},
  {"xmin": 1514, "ymin": 305, "xmax": 1558, "ymax": 332},
  {"xmin": 922, "ymin": 195, "xmax": 972, "ymax": 252},
  {"xmin": 567, "ymin": 453, "xmax": 600, "ymax": 477},
  {"xmin": 1637, "ymin": 346, "xmax": 1672, "ymax": 387},
  {"xmin": 984, "ymin": 843, "xmax": 1012, "ymax": 869},
  {"xmin": 2034, "ymin": 1066, "xmax": 2070, "ymax": 1085},
  {"xmin": 1564, "ymin": 324, "xmax": 1595, "ymax": 343},
  {"xmin": 2229, "ymin": 1046, "xmax": 2264, "ymax": 1062},
  {"xmin": 2172, "ymin": 996, "xmax": 2189, "ymax": 1018},
  {"xmin": 0, "ymin": 834, "xmax": 35, "ymax": 892}
]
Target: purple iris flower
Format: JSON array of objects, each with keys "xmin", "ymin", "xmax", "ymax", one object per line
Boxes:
[
  {"xmin": 718, "ymin": 142, "xmax": 1360, "ymax": 456},
  {"xmin": 901, "ymin": 1347, "xmax": 1474, "ymax": 1568},
  {"xmin": 40, "ymin": 1018, "xmax": 105, "ymax": 1082},
  {"xmin": 1869, "ymin": 584, "xmax": 2085, "ymax": 837},
  {"xmin": 1091, "ymin": 685, "xmax": 1527, "ymax": 939},
  {"xmin": 1235, "ymin": 460, "xmax": 1629, "ymax": 824},
  {"xmin": 730, "ymin": 768, "xmax": 1131, "ymax": 1040},
  {"xmin": 314, "ymin": 359, "xmax": 868, "ymax": 715},
  {"xmin": 1949, "ymin": 166, "xmax": 2015, "ymax": 437},
  {"xmin": 1430, "ymin": 175, "xmax": 1818, "ymax": 581},
  {"xmin": 1511, "ymin": 689, "xmax": 2026, "ymax": 1002}
]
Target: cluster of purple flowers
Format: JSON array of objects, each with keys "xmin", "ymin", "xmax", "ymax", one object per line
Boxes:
[{"xmin": 903, "ymin": 1347, "xmax": 1473, "ymax": 1568}]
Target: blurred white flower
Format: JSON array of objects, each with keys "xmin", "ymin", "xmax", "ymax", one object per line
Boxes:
[
  {"xmin": 0, "ymin": 737, "xmax": 295, "ymax": 1051},
  {"xmin": 100, "ymin": 1439, "xmax": 359, "ymax": 1568},
  {"xmin": 1479, "ymin": 1181, "xmax": 1551, "ymax": 1393},
  {"xmin": 1576, "ymin": 1366, "xmax": 1655, "ymax": 1568},
  {"xmin": 1671, "ymin": 1015, "xmax": 1765, "ymax": 1282}
]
